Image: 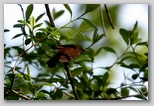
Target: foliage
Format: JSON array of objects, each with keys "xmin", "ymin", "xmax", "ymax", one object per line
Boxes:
[{"xmin": 4, "ymin": 4, "xmax": 148, "ymax": 100}]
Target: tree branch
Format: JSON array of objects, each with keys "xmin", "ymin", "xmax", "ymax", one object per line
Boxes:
[
  {"xmin": 44, "ymin": 4, "xmax": 55, "ymax": 28},
  {"xmin": 64, "ymin": 62, "xmax": 79, "ymax": 100},
  {"xmin": 11, "ymin": 89, "xmax": 33, "ymax": 100},
  {"xmin": 104, "ymin": 4, "xmax": 115, "ymax": 29}
]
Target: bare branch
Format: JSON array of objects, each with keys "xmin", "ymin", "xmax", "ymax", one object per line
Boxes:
[
  {"xmin": 64, "ymin": 62, "xmax": 79, "ymax": 100},
  {"xmin": 11, "ymin": 89, "xmax": 33, "ymax": 100},
  {"xmin": 44, "ymin": 4, "xmax": 55, "ymax": 28},
  {"xmin": 104, "ymin": 4, "xmax": 115, "ymax": 29}
]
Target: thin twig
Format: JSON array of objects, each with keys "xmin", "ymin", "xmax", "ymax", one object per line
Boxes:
[
  {"xmin": 18, "ymin": 4, "xmax": 26, "ymax": 21},
  {"xmin": 11, "ymin": 89, "xmax": 33, "ymax": 100},
  {"xmin": 104, "ymin": 4, "xmax": 115, "ymax": 29},
  {"xmin": 10, "ymin": 44, "xmax": 36, "ymax": 88},
  {"xmin": 99, "ymin": 4, "xmax": 107, "ymax": 37},
  {"xmin": 64, "ymin": 62, "xmax": 79, "ymax": 100},
  {"xmin": 44, "ymin": 4, "xmax": 55, "ymax": 28}
]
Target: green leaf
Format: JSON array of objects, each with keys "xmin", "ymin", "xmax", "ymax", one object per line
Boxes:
[
  {"xmin": 67, "ymin": 27, "xmax": 85, "ymax": 39},
  {"xmin": 126, "ymin": 52, "xmax": 143, "ymax": 57},
  {"xmin": 118, "ymin": 55, "xmax": 135, "ymax": 63},
  {"xmin": 12, "ymin": 33, "xmax": 23, "ymax": 39},
  {"xmin": 27, "ymin": 66, "xmax": 30, "ymax": 76},
  {"xmin": 13, "ymin": 24, "xmax": 24, "ymax": 28},
  {"xmin": 52, "ymin": 89, "xmax": 63, "ymax": 99},
  {"xmin": 84, "ymin": 4, "xmax": 100, "ymax": 14},
  {"xmin": 38, "ymin": 28, "xmax": 48, "ymax": 32},
  {"xmin": 131, "ymin": 32, "xmax": 140, "ymax": 44},
  {"xmin": 53, "ymin": 9, "xmax": 65, "ymax": 20},
  {"xmin": 93, "ymin": 33, "xmax": 105, "ymax": 44},
  {"xmin": 18, "ymin": 20, "xmax": 30, "ymax": 29},
  {"xmin": 121, "ymin": 88, "xmax": 129, "ymax": 97},
  {"xmin": 30, "ymin": 16, "xmax": 36, "ymax": 30},
  {"xmin": 63, "ymin": 4, "xmax": 72, "ymax": 18},
  {"xmin": 106, "ymin": 88, "xmax": 117, "ymax": 95},
  {"xmin": 129, "ymin": 63, "xmax": 141, "ymax": 68},
  {"xmin": 71, "ymin": 67, "xmax": 83, "ymax": 77},
  {"xmin": 26, "ymin": 4, "xmax": 33, "ymax": 22},
  {"xmin": 133, "ymin": 21, "xmax": 138, "ymax": 33},
  {"xmin": 36, "ymin": 92, "xmax": 47, "ymax": 100},
  {"xmin": 25, "ymin": 38, "xmax": 32, "ymax": 45},
  {"xmin": 92, "ymin": 28, "xmax": 98, "ymax": 42},
  {"xmin": 74, "ymin": 81, "xmax": 86, "ymax": 89},
  {"xmin": 82, "ymin": 18, "xmax": 97, "ymax": 29},
  {"xmin": 4, "ymin": 29, "xmax": 10, "ymax": 32},
  {"xmin": 34, "ymin": 23, "xmax": 43, "ymax": 29},
  {"xmin": 119, "ymin": 28, "xmax": 130, "ymax": 45},
  {"xmin": 94, "ymin": 47, "xmax": 103, "ymax": 56},
  {"xmin": 140, "ymin": 62, "xmax": 148, "ymax": 72},
  {"xmin": 94, "ymin": 90, "xmax": 102, "ymax": 97},
  {"xmin": 132, "ymin": 74, "xmax": 139, "ymax": 80},
  {"xmin": 102, "ymin": 46, "xmax": 116, "ymax": 54},
  {"xmin": 120, "ymin": 62, "xmax": 130, "ymax": 69},
  {"xmin": 36, "ymin": 32, "xmax": 46, "ymax": 40},
  {"xmin": 103, "ymin": 72, "xmax": 109, "ymax": 81},
  {"xmin": 23, "ymin": 74, "xmax": 31, "ymax": 81},
  {"xmin": 36, "ymin": 13, "xmax": 45, "ymax": 22},
  {"xmin": 136, "ymin": 42, "xmax": 148, "ymax": 47}
]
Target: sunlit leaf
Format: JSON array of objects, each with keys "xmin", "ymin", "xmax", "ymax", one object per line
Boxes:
[
  {"xmin": 30, "ymin": 16, "xmax": 36, "ymax": 30},
  {"xmin": 18, "ymin": 20, "xmax": 30, "ymax": 29}
]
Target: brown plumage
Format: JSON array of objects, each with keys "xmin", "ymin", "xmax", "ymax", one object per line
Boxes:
[{"xmin": 46, "ymin": 45, "xmax": 84, "ymax": 68}]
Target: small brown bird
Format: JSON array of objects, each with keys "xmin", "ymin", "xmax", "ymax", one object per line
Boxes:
[{"xmin": 46, "ymin": 45, "xmax": 84, "ymax": 68}]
